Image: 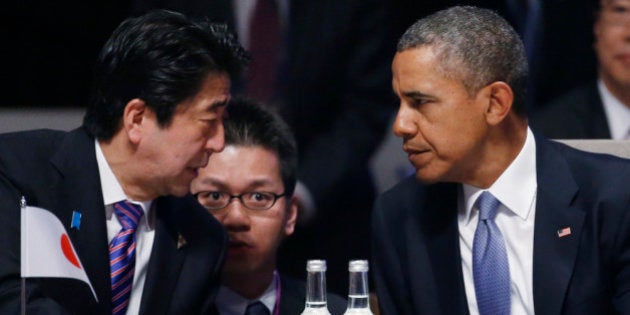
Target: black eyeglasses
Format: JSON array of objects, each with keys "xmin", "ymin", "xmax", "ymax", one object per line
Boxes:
[{"xmin": 196, "ymin": 191, "xmax": 288, "ymax": 211}]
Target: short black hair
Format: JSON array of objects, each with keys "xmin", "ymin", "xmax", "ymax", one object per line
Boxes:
[
  {"xmin": 84, "ymin": 10, "xmax": 250, "ymax": 140},
  {"xmin": 398, "ymin": 6, "xmax": 529, "ymax": 116},
  {"xmin": 223, "ymin": 97, "xmax": 298, "ymax": 196}
]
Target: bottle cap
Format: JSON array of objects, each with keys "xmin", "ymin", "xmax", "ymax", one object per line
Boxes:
[
  {"xmin": 348, "ymin": 260, "xmax": 369, "ymax": 272},
  {"xmin": 306, "ymin": 259, "xmax": 327, "ymax": 272}
]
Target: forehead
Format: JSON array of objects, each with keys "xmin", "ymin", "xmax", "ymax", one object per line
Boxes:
[
  {"xmin": 199, "ymin": 145, "xmax": 282, "ymax": 186},
  {"xmin": 177, "ymin": 72, "xmax": 231, "ymax": 113},
  {"xmin": 603, "ymin": 0, "xmax": 630, "ymax": 6},
  {"xmin": 392, "ymin": 47, "xmax": 462, "ymax": 93}
]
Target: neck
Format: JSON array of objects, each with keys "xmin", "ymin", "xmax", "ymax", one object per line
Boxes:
[
  {"xmin": 463, "ymin": 114, "xmax": 528, "ymax": 189},
  {"xmin": 99, "ymin": 134, "xmax": 156, "ymax": 201},
  {"xmin": 223, "ymin": 269, "xmax": 275, "ymax": 300},
  {"xmin": 601, "ymin": 73, "xmax": 630, "ymax": 109}
]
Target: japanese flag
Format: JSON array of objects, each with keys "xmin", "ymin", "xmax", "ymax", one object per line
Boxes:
[{"xmin": 21, "ymin": 205, "xmax": 97, "ymax": 301}]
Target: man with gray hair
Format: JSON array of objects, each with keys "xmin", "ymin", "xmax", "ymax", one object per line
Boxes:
[{"xmin": 372, "ymin": 6, "xmax": 630, "ymax": 314}]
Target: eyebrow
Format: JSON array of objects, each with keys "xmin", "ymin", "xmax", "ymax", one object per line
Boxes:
[
  {"xmin": 402, "ymin": 91, "xmax": 432, "ymax": 99},
  {"xmin": 207, "ymin": 99, "xmax": 229, "ymax": 112},
  {"xmin": 196, "ymin": 178, "xmax": 276, "ymax": 190}
]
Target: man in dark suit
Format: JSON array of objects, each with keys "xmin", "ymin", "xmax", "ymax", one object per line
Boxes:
[
  {"xmin": 191, "ymin": 98, "xmax": 346, "ymax": 315},
  {"xmin": 131, "ymin": 1, "xmax": 396, "ymax": 293},
  {"xmin": 0, "ymin": 10, "xmax": 249, "ymax": 314},
  {"xmin": 372, "ymin": 6, "xmax": 630, "ymax": 314},
  {"xmin": 532, "ymin": 0, "xmax": 630, "ymax": 140}
]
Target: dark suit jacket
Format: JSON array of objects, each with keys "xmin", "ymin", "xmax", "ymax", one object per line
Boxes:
[
  {"xmin": 131, "ymin": 0, "xmax": 396, "ymax": 294},
  {"xmin": 0, "ymin": 128, "xmax": 228, "ymax": 314},
  {"xmin": 371, "ymin": 136, "xmax": 630, "ymax": 314},
  {"xmin": 531, "ymin": 81, "xmax": 612, "ymax": 139},
  {"xmin": 208, "ymin": 275, "xmax": 347, "ymax": 315}
]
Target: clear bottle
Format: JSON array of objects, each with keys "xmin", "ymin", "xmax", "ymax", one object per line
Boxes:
[
  {"xmin": 343, "ymin": 260, "xmax": 373, "ymax": 315},
  {"xmin": 301, "ymin": 260, "xmax": 332, "ymax": 315}
]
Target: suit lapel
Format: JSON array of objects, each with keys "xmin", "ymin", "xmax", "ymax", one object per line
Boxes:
[
  {"xmin": 139, "ymin": 196, "xmax": 187, "ymax": 314},
  {"xmin": 532, "ymin": 137, "xmax": 585, "ymax": 314},
  {"xmin": 420, "ymin": 183, "xmax": 469, "ymax": 315},
  {"xmin": 49, "ymin": 128, "xmax": 112, "ymax": 308}
]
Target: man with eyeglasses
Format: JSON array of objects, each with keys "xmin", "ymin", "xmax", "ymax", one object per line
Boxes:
[
  {"xmin": 533, "ymin": 0, "xmax": 630, "ymax": 140},
  {"xmin": 191, "ymin": 97, "xmax": 345, "ymax": 315}
]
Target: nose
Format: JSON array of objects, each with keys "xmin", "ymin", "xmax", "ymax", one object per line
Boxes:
[
  {"xmin": 392, "ymin": 105, "xmax": 416, "ymax": 139},
  {"xmin": 220, "ymin": 201, "xmax": 250, "ymax": 231},
  {"xmin": 205, "ymin": 121, "xmax": 225, "ymax": 153}
]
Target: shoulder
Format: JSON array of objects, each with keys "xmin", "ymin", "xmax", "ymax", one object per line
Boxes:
[
  {"xmin": 539, "ymin": 138, "xmax": 630, "ymax": 203},
  {"xmin": 530, "ymin": 82, "xmax": 601, "ymax": 137},
  {"xmin": 0, "ymin": 129, "xmax": 67, "ymax": 166},
  {"xmin": 0, "ymin": 129, "xmax": 70, "ymax": 192}
]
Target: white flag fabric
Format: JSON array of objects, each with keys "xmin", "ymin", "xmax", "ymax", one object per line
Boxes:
[{"xmin": 21, "ymin": 205, "xmax": 98, "ymax": 301}]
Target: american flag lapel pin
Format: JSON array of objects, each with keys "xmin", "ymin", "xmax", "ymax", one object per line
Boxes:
[
  {"xmin": 177, "ymin": 234, "xmax": 187, "ymax": 250},
  {"xmin": 557, "ymin": 227, "xmax": 572, "ymax": 238}
]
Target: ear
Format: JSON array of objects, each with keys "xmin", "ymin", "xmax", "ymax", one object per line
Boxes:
[
  {"xmin": 483, "ymin": 81, "xmax": 513, "ymax": 126},
  {"xmin": 122, "ymin": 98, "xmax": 148, "ymax": 144},
  {"xmin": 284, "ymin": 196, "xmax": 299, "ymax": 236}
]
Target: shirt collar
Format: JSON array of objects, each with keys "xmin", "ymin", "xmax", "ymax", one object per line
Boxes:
[
  {"xmin": 95, "ymin": 140, "xmax": 153, "ymax": 228},
  {"xmin": 215, "ymin": 271, "xmax": 277, "ymax": 315},
  {"xmin": 461, "ymin": 127, "xmax": 538, "ymax": 225},
  {"xmin": 599, "ymin": 79, "xmax": 630, "ymax": 140}
]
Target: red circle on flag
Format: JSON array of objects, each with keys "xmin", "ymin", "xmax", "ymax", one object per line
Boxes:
[{"xmin": 60, "ymin": 234, "xmax": 81, "ymax": 269}]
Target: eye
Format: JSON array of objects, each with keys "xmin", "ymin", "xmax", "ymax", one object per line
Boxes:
[
  {"xmin": 198, "ymin": 191, "xmax": 228, "ymax": 209},
  {"xmin": 243, "ymin": 192, "xmax": 275, "ymax": 208},
  {"xmin": 209, "ymin": 191, "xmax": 223, "ymax": 200}
]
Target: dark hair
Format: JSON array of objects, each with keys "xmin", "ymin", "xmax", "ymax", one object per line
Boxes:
[
  {"xmin": 397, "ymin": 6, "xmax": 529, "ymax": 116},
  {"xmin": 223, "ymin": 97, "xmax": 298, "ymax": 197},
  {"xmin": 84, "ymin": 10, "xmax": 250, "ymax": 140}
]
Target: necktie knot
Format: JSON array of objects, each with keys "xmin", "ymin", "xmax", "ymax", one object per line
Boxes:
[
  {"xmin": 477, "ymin": 191, "xmax": 500, "ymax": 221},
  {"xmin": 113, "ymin": 200, "xmax": 143, "ymax": 231},
  {"xmin": 245, "ymin": 301, "xmax": 270, "ymax": 315}
]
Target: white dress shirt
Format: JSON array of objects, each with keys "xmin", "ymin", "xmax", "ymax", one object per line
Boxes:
[
  {"xmin": 96, "ymin": 141, "xmax": 155, "ymax": 315},
  {"xmin": 215, "ymin": 272, "xmax": 277, "ymax": 315},
  {"xmin": 599, "ymin": 79, "xmax": 630, "ymax": 140},
  {"xmin": 458, "ymin": 127, "xmax": 538, "ymax": 315}
]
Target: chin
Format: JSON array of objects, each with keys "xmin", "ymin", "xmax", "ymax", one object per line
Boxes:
[
  {"xmin": 169, "ymin": 185, "xmax": 191, "ymax": 197},
  {"xmin": 414, "ymin": 169, "xmax": 444, "ymax": 185}
]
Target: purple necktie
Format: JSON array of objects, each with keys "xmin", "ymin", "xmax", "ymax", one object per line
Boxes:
[
  {"xmin": 473, "ymin": 191, "xmax": 511, "ymax": 315},
  {"xmin": 109, "ymin": 200, "xmax": 143, "ymax": 315}
]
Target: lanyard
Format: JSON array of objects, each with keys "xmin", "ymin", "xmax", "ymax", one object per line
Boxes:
[{"xmin": 272, "ymin": 271, "xmax": 281, "ymax": 315}]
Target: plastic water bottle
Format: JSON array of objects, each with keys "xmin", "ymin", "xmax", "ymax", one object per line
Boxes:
[
  {"xmin": 343, "ymin": 260, "xmax": 373, "ymax": 314},
  {"xmin": 301, "ymin": 260, "xmax": 331, "ymax": 315}
]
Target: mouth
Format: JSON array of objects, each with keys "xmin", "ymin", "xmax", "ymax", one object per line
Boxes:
[
  {"xmin": 226, "ymin": 239, "xmax": 251, "ymax": 257},
  {"xmin": 403, "ymin": 144, "xmax": 430, "ymax": 156},
  {"xmin": 228, "ymin": 239, "xmax": 248, "ymax": 247}
]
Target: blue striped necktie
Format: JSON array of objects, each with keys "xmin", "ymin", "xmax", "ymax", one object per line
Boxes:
[
  {"xmin": 109, "ymin": 200, "xmax": 143, "ymax": 315},
  {"xmin": 473, "ymin": 191, "xmax": 511, "ymax": 315}
]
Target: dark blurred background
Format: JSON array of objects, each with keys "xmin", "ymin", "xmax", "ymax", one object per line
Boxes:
[{"xmin": 3, "ymin": 0, "xmax": 597, "ymax": 110}]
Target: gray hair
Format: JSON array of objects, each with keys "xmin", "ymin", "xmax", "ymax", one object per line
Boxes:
[{"xmin": 397, "ymin": 6, "xmax": 528, "ymax": 116}]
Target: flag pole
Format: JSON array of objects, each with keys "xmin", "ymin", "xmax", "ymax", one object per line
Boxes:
[{"xmin": 20, "ymin": 196, "xmax": 26, "ymax": 315}]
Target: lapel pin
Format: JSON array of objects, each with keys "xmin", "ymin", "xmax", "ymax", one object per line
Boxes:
[
  {"xmin": 177, "ymin": 234, "xmax": 187, "ymax": 250},
  {"xmin": 557, "ymin": 227, "xmax": 571, "ymax": 238},
  {"xmin": 71, "ymin": 211, "xmax": 82, "ymax": 230}
]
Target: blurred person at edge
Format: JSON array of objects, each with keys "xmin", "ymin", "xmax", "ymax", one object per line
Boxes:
[{"xmin": 532, "ymin": 0, "xmax": 630, "ymax": 140}]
